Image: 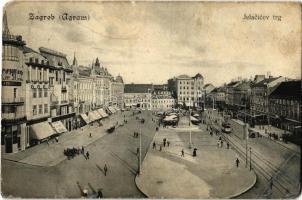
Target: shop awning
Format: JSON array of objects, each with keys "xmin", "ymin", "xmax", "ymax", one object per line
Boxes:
[
  {"xmin": 80, "ymin": 113, "xmax": 91, "ymax": 124},
  {"xmin": 88, "ymin": 111, "xmax": 98, "ymax": 122},
  {"xmin": 93, "ymin": 110, "xmax": 103, "ymax": 120},
  {"xmin": 30, "ymin": 122, "xmax": 56, "ymax": 140},
  {"xmin": 108, "ymin": 106, "xmax": 116, "ymax": 114},
  {"xmin": 97, "ymin": 108, "xmax": 108, "ymax": 118},
  {"xmin": 190, "ymin": 116, "xmax": 200, "ymax": 122},
  {"xmin": 163, "ymin": 115, "xmax": 178, "ymax": 121},
  {"xmin": 185, "ymin": 102, "xmax": 194, "ymax": 107},
  {"xmin": 51, "ymin": 121, "xmax": 68, "ymax": 134}
]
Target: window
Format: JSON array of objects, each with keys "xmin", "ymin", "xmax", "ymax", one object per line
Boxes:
[
  {"xmin": 33, "ymin": 105, "xmax": 37, "ymax": 115},
  {"xmin": 44, "ymin": 89, "xmax": 48, "ymax": 97},
  {"xmin": 39, "ymin": 105, "xmax": 43, "ymax": 114},
  {"xmin": 44, "ymin": 104, "xmax": 48, "ymax": 113},
  {"xmin": 33, "ymin": 89, "xmax": 37, "ymax": 98},
  {"xmin": 55, "ymin": 71, "xmax": 58, "ymax": 81},
  {"xmin": 39, "ymin": 89, "xmax": 42, "ymax": 98},
  {"xmin": 13, "ymin": 88, "xmax": 17, "ymax": 98}
]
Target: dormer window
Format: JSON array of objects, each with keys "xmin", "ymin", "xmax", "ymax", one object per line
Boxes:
[
  {"xmin": 35, "ymin": 58, "xmax": 38, "ymax": 63},
  {"xmin": 29, "ymin": 57, "xmax": 33, "ymax": 63}
]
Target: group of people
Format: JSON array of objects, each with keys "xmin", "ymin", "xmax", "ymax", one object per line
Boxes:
[
  {"xmin": 152, "ymin": 138, "xmax": 171, "ymax": 151},
  {"xmin": 133, "ymin": 131, "xmax": 139, "ymax": 138},
  {"xmin": 63, "ymin": 146, "xmax": 90, "ymax": 160},
  {"xmin": 217, "ymin": 136, "xmax": 230, "ymax": 149}
]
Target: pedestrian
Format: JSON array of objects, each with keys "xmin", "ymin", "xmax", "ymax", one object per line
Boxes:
[
  {"xmin": 82, "ymin": 146, "xmax": 84, "ymax": 154},
  {"xmin": 86, "ymin": 151, "xmax": 90, "ymax": 160},
  {"xmin": 159, "ymin": 145, "xmax": 162, "ymax": 151},
  {"xmin": 97, "ymin": 189, "xmax": 103, "ymax": 198},
  {"xmin": 137, "ymin": 147, "xmax": 139, "ymax": 155},
  {"xmin": 163, "ymin": 140, "xmax": 166, "ymax": 147},
  {"xmin": 217, "ymin": 140, "xmax": 220, "ymax": 148},
  {"xmin": 181, "ymin": 149, "xmax": 184, "ymax": 157},
  {"xmin": 153, "ymin": 142, "xmax": 156, "ymax": 149},
  {"xmin": 133, "ymin": 132, "xmax": 136, "ymax": 137},
  {"xmin": 236, "ymin": 158, "xmax": 240, "ymax": 167},
  {"xmin": 227, "ymin": 142, "xmax": 230, "ymax": 149},
  {"xmin": 104, "ymin": 164, "xmax": 108, "ymax": 176},
  {"xmin": 89, "ymin": 133, "xmax": 92, "ymax": 138},
  {"xmin": 167, "ymin": 141, "xmax": 170, "ymax": 147},
  {"xmin": 221, "ymin": 140, "xmax": 224, "ymax": 148}
]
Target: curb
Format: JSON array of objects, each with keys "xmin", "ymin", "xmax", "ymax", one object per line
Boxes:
[{"xmin": 224, "ymin": 169, "xmax": 257, "ymax": 199}]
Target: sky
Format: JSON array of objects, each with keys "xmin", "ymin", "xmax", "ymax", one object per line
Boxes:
[{"xmin": 4, "ymin": 1, "xmax": 301, "ymax": 86}]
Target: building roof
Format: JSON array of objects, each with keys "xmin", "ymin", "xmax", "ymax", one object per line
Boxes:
[
  {"xmin": 227, "ymin": 81, "xmax": 240, "ymax": 87},
  {"xmin": 78, "ymin": 66, "xmax": 91, "ymax": 77},
  {"xmin": 253, "ymin": 77, "xmax": 281, "ymax": 87},
  {"xmin": 115, "ymin": 75, "xmax": 124, "ymax": 83},
  {"xmin": 124, "ymin": 84, "xmax": 153, "ymax": 93},
  {"xmin": 39, "ymin": 47, "xmax": 72, "ymax": 71},
  {"xmin": 193, "ymin": 73, "xmax": 203, "ymax": 79},
  {"xmin": 22, "ymin": 46, "xmax": 40, "ymax": 54},
  {"xmin": 234, "ymin": 81, "xmax": 252, "ymax": 91},
  {"xmin": 269, "ymin": 80, "xmax": 301, "ymax": 100},
  {"xmin": 177, "ymin": 74, "xmax": 191, "ymax": 79}
]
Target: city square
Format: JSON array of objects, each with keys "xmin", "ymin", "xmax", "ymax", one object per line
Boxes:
[{"xmin": 1, "ymin": 1, "xmax": 301, "ymax": 199}]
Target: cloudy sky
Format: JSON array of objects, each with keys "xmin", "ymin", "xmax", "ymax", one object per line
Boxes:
[{"xmin": 4, "ymin": 1, "xmax": 301, "ymax": 86}]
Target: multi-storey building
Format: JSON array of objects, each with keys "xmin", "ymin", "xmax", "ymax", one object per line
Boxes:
[
  {"xmin": 225, "ymin": 81, "xmax": 240, "ymax": 109},
  {"xmin": 91, "ymin": 58, "xmax": 113, "ymax": 108},
  {"xmin": 176, "ymin": 73, "xmax": 204, "ymax": 108},
  {"xmin": 124, "ymin": 84, "xmax": 153, "ymax": 110},
  {"xmin": 1, "ymin": 12, "xmax": 27, "ymax": 153},
  {"xmin": 23, "ymin": 47, "xmax": 56, "ymax": 146},
  {"xmin": 250, "ymin": 76, "xmax": 286, "ymax": 124},
  {"xmin": 269, "ymin": 80, "xmax": 301, "ymax": 142},
  {"xmin": 151, "ymin": 86, "xmax": 175, "ymax": 111},
  {"xmin": 39, "ymin": 47, "xmax": 75, "ymax": 132},
  {"xmin": 206, "ymin": 86, "xmax": 227, "ymax": 110},
  {"xmin": 111, "ymin": 75, "xmax": 124, "ymax": 109}
]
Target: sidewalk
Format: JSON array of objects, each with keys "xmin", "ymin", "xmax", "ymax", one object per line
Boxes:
[
  {"xmin": 2, "ymin": 111, "xmax": 129, "ymax": 167},
  {"xmin": 135, "ymin": 116, "xmax": 256, "ymax": 198}
]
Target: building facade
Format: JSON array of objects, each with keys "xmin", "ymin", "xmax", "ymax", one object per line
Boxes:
[
  {"xmin": 175, "ymin": 73, "xmax": 204, "ymax": 108},
  {"xmin": 151, "ymin": 86, "xmax": 175, "ymax": 111},
  {"xmin": 1, "ymin": 12, "xmax": 27, "ymax": 153},
  {"xmin": 124, "ymin": 84, "xmax": 153, "ymax": 110},
  {"xmin": 269, "ymin": 80, "xmax": 301, "ymax": 143},
  {"xmin": 111, "ymin": 75, "xmax": 124, "ymax": 109}
]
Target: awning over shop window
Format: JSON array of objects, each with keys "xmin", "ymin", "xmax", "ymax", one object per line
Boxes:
[
  {"xmin": 80, "ymin": 113, "xmax": 91, "ymax": 124},
  {"xmin": 88, "ymin": 111, "xmax": 98, "ymax": 122},
  {"xmin": 30, "ymin": 122, "xmax": 56, "ymax": 140},
  {"xmin": 108, "ymin": 106, "xmax": 116, "ymax": 114},
  {"xmin": 97, "ymin": 109, "xmax": 108, "ymax": 118},
  {"xmin": 185, "ymin": 102, "xmax": 194, "ymax": 107},
  {"xmin": 93, "ymin": 110, "xmax": 103, "ymax": 120},
  {"xmin": 51, "ymin": 121, "xmax": 68, "ymax": 134}
]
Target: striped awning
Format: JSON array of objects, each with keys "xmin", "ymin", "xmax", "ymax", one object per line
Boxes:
[
  {"xmin": 51, "ymin": 121, "xmax": 68, "ymax": 134},
  {"xmin": 80, "ymin": 113, "xmax": 91, "ymax": 124},
  {"xmin": 30, "ymin": 122, "xmax": 56, "ymax": 140},
  {"xmin": 97, "ymin": 108, "xmax": 108, "ymax": 118},
  {"xmin": 93, "ymin": 110, "xmax": 102, "ymax": 120}
]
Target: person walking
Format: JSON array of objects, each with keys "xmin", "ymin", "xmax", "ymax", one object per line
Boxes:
[
  {"xmin": 137, "ymin": 147, "xmax": 139, "ymax": 155},
  {"xmin": 97, "ymin": 189, "xmax": 103, "ymax": 198},
  {"xmin": 181, "ymin": 149, "xmax": 185, "ymax": 157},
  {"xmin": 82, "ymin": 146, "xmax": 85, "ymax": 154},
  {"xmin": 217, "ymin": 140, "xmax": 220, "ymax": 148},
  {"xmin": 236, "ymin": 158, "xmax": 240, "ymax": 168},
  {"xmin": 227, "ymin": 142, "xmax": 230, "ymax": 149},
  {"xmin": 153, "ymin": 142, "xmax": 156, "ymax": 149},
  {"xmin": 159, "ymin": 145, "xmax": 162, "ymax": 151},
  {"xmin": 167, "ymin": 141, "xmax": 170, "ymax": 147},
  {"xmin": 86, "ymin": 151, "xmax": 90, "ymax": 160},
  {"xmin": 221, "ymin": 140, "xmax": 224, "ymax": 148},
  {"xmin": 104, "ymin": 164, "xmax": 108, "ymax": 176},
  {"xmin": 89, "ymin": 133, "xmax": 92, "ymax": 138}
]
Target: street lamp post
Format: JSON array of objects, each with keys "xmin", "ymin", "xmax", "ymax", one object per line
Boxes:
[
  {"xmin": 138, "ymin": 123, "xmax": 142, "ymax": 175},
  {"xmin": 189, "ymin": 98, "xmax": 192, "ymax": 149},
  {"xmin": 249, "ymin": 147, "xmax": 252, "ymax": 171}
]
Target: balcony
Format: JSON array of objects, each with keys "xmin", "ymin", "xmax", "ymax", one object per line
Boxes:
[
  {"xmin": 60, "ymin": 100, "xmax": 68, "ymax": 104},
  {"xmin": 1, "ymin": 111, "xmax": 26, "ymax": 124},
  {"xmin": 2, "ymin": 97, "xmax": 25, "ymax": 105}
]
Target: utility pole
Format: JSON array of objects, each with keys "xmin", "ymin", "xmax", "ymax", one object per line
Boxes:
[
  {"xmin": 189, "ymin": 97, "xmax": 192, "ymax": 149},
  {"xmin": 138, "ymin": 124, "xmax": 142, "ymax": 175},
  {"xmin": 249, "ymin": 147, "xmax": 252, "ymax": 171}
]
